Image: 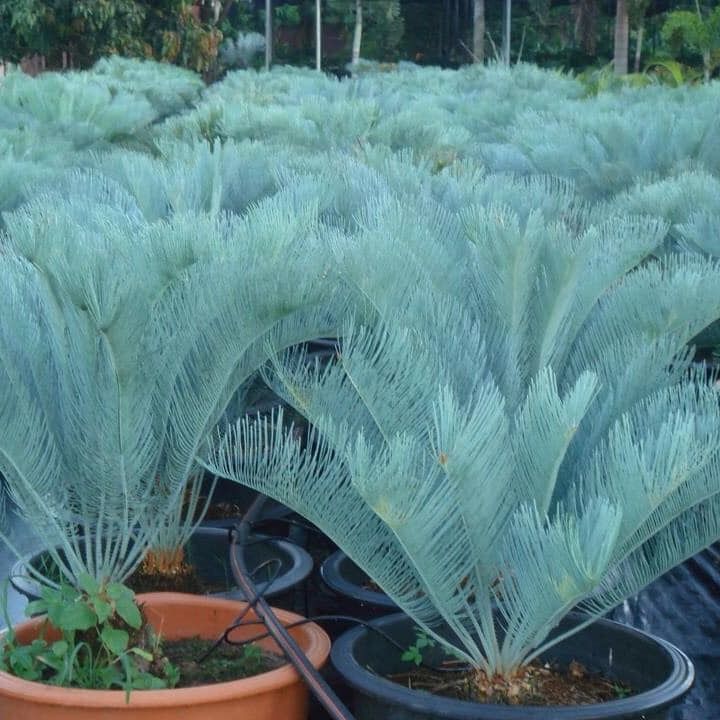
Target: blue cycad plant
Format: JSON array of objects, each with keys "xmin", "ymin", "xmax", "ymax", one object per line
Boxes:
[
  {"xmin": 0, "ymin": 177, "xmax": 341, "ymax": 589},
  {"xmin": 206, "ymin": 185, "xmax": 720, "ymax": 678}
]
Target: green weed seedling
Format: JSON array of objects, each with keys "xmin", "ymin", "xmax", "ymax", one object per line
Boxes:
[{"xmin": 0, "ymin": 574, "xmax": 177, "ymax": 699}]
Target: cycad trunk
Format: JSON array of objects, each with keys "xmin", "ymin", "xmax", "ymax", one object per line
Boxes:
[
  {"xmin": 473, "ymin": 0, "xmax": 485, "ymax": 63},
  {"xmin": 614, "ymin": 0, "xmax": 629, "ymax": 75},
  {"xmin": 141, "ymin": 547, "xmax": 187, "ymax": 577},
  {"xmin": 352, "ymin": 0, "xmax": 363, "ymax": 65}
]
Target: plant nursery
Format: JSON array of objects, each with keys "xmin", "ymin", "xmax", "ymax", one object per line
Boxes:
[{"xmin": 0, "ymin": 2, "xmax": 719, "ymax": 719}]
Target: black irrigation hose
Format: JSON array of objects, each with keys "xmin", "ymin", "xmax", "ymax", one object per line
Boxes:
[
  {"xmin": 195, "ymin": 551, "xmax": 284, "ymax": 663},
  {"xmin": 221, "ymin": 615, "xmax": 472, "ymax": 675},
  {"xmin": 228, "ymin": 523, "xmax": 357, "ymax": 720},
  {"xmin": 196, "ymin": 496, "xmax": 467, "ymax": 718},
  {"xmin": 204, "ymin": 507, "xmax": 468, "ymax": 676}
]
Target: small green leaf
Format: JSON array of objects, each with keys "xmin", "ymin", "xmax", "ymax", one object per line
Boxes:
[
  {"xmin": 93, "ymin": 598, "xmax": 112, "ymax": 624},
  {"xmin": 164, "ymin": 661, "xmax": 180, "ymax": 688},
  {"xmin": 114, "ymin": 597, "xmax": 142, "ymax": 629},
  {"xmin": 40, "ymin": 585, "xmax": 61, "ymax": 603},
  {"xmin": 78, "ymin": 574, "xmax": 100, "ymax": 596},
  {"xmin": 59, "ymin": 602, "xmax": 96, "ymax": 631},
  {"xmin": 51, "ymin": 640, "xmax": 69, "ymax": 657},
  {"xmin": 25, "ymin": 599, "xmax": 48, "ymax": 617},
  {"xmin": 129, "ymin": 647, "xmax": 153, "ymax": 661},
  {"xmin": 133, "ymin": 673, "xmax": 168, "ymax": 690},
  {"xmin": 101, "ymin": 627, "xmax": 129, "ymax": 655},
  {"xmin": 401, "ymin": 648, "xmax": 422, "ymax": 665},
  {"xmin": 106, "ymin": 583, "xmax": 134, "ymax": 603}
]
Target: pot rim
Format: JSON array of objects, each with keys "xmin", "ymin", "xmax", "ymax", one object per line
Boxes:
[
  {"xmin": 330, "ymin": 611, "xmax": 694, "ymax": 719},
  {"xmin": 320, "ymin": 549, "xmax": 398, "ymax": 608},
  {"xmin": 9, "ymin": 530, "xmax": 313, "ymax": 601},
  {"xmin": 190, "ymin": 527, "xmax": 314, "ymax": 599},
  {"xmin": 0, "ymin": 592, "xmax": 330, "ymax": 709}
]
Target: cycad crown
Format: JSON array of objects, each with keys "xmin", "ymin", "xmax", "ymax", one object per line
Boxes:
[
  {"xmin": 0, "ymin": 179, "xmax": 340, "ymax": 588},
  {"xmin": 206, "ymin": 170, "xmax": 720, "ymax": 677}
]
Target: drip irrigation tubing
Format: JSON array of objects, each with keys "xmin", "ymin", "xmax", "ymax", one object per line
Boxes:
[{"xmin": 227, "ymin": 520, "xmax": 357, "ymax": 720}]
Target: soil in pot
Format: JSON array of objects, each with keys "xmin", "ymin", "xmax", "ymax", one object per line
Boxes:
[
  {"xmin": 127, "ymin": 532, "xmax": 312, "ymax": 614},
  {"xmin": 161, "ymin": 636, "xmax": 285, "ymax": 687},
  {"xmin": 331, "ymin": 612, "xmax": 694, "ymax": 720},
  {"xmin": 386, "ymin": 658, "xmax": 633, "ymax": 706},
  {"xmin": 196, "ymin": 476, "xmax": 293, "ymax": 527}
]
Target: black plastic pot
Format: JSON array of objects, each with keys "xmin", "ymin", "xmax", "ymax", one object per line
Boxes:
[
  {"xmin": 331, "ymin": 612, "xmax": 694, "ymax": 720},
  {"xmin": 187, "ymin": 527, "xmax": 313, "ymax": 609},
  {"xmin": 320, "ymin": 549, "xmax": 398, "ymax": 619},
  {"xmin": 198, "ymin": 476, "xmax": 293, "ymax": 528},
  {"xmin": 10, "ymin": 528, "xmax": 313, "ymax": 612},
  {"xmin": 305, "ymin": 337, "xmax": 339, "ymax": 358}
]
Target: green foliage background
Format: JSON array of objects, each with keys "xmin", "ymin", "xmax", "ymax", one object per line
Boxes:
[
  {"xmin": 0, "ymin": 0, "xmax": 221, "ymax": 72},
  {"xmin": 1, "ymin": 1, "xmax": 718, "ymax": 79}
]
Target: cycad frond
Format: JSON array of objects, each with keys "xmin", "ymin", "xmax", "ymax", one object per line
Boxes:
[
  {"xmin": 207, "ymin": 190, "xmax": 720, "ymax": 677},
  {"xmin": 206, "ymin": 410, "xmax": 443, "ymax": 628},
  {"xmin": 0, "ymin": 71, "xmax": 157, "ymax": 150},
  {"xmin": 90, "ymin": 56, "xmax": 204, "ymax": 118},
  {"xmin": 0, "ymin": 184, "xmax": 345, "ymax": 588}
]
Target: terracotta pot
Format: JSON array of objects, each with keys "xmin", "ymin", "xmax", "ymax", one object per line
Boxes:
[{"xmin": 0, "ymin": 592, "xmax": 330, "ymax": 719}]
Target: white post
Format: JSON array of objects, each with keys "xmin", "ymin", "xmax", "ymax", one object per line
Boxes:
[
  {"xmin": 316, "ymin": 0, "xmax": 322, "ymax": 71},
  {"xmin": 502, "ymin": 0, "xmax": 511, "ymax": 66},
  {"xmin": 352, "ymin": 0, "xmax": 363, "ymax": 66},
  {"xmin": 265, "ymin": 0, "xmax": 272, "ymax": 70}
]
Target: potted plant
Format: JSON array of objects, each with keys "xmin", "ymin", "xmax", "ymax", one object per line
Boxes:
[
  {"xmin": 205, "ymin": 199, "xmax": 720, "ymax": 717},
  {"xmin": 10, "ymin": 527, "xmax": 313, "ymax": 610},
  {"xmin": 0, "ymin": 177, "xmax": 343, "ymax": 716},
  {"xmin": 0, "ymin": 579, "xmax": 330, "ymax": 718}
]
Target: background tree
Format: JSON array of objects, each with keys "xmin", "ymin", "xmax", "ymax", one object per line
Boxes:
[
  {"xmin": 0, "ymin": 0, "xmax": 145, "ymax": 68},
  {"xmin": 614, "ymin": 0, "xmax": 629, "ymax": 74},
  {"xmin": 502, "ymin": 0, "xmax": 512, "ymax": 64},
  {"xmin": 661, "ymin": 1, "xmax": 720, "ymax": 82},
  {"xmin": 325, "ymin": 0, "xmax": 403, "ymax": 63},
  {"xmin": 265, "ymin": 0, "xmax": 272, "ymax": 68},
  {"xmin": 573, "ymin": 0, "xmax": 599, "ymax": 56},
  {"xmin": 352, "ymin": 0, "xmax": 362, "ymax": 64},
  {"xmin": 0, "ymin": 0, "xmax": 221, "ymax": 72},
  {"xmin": 630, "ymin": 0, "xmax": 651, "ymax": 72},
  {"xmin": 473, "ymin": 0, "xmax": 485, "ymax": 62},
  {"xmin": 315, "ymin": 0, "xmax": 322, "ymax": 69}
]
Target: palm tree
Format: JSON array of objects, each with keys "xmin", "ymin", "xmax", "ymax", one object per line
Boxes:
[{"xmin": 207, "ymin": 168, "xmax": 720, "ymax": 682}]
